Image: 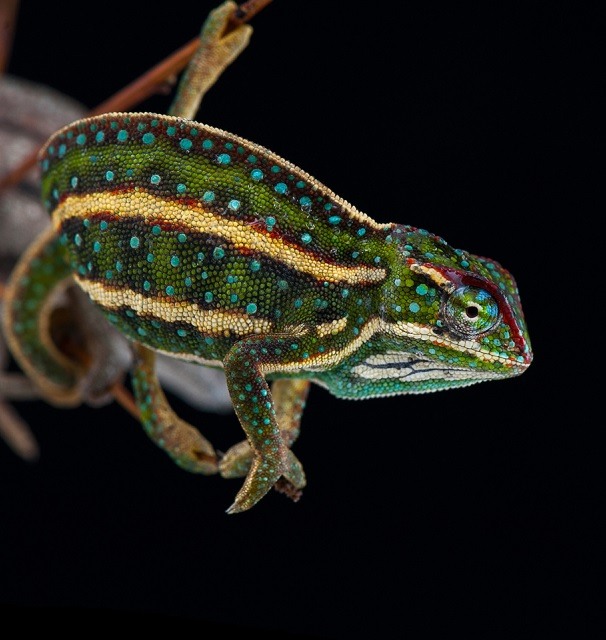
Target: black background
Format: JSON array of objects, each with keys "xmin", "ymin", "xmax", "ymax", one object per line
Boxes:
[{"xmin": 1, "ymin": 1, "xmax": 599, "ymax": 637}]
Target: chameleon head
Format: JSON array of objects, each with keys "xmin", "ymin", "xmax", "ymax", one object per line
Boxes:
[{"xmin": 378, "ymin": 225, "xmax": 532, "ymax": 390}]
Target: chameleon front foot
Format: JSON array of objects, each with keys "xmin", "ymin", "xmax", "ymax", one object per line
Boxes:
[{"xmin": 219, "ymin": 440, "xmax": 306, "ymax": 495}]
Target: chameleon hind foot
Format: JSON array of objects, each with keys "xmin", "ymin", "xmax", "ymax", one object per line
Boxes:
[{"xmin": 131, "ymin": 343, "xmax": 217, "ymax": 475}]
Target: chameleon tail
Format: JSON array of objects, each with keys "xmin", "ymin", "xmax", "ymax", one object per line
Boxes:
[{"xmin": 2, "ymin": 226, "xmax": 84, "ymax": 406}]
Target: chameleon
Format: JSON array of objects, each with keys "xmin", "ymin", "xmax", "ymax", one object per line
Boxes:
[{"xmin": 2, "ymin": 111, "xmax": 533, "ymax": 513}]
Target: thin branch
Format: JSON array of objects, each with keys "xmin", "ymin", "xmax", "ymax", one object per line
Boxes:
[
  {"xmin": 0, "ymin": 0, "xmax": 271, "ymax": 193},
  {"xmin": 0, "ymin": 0, "xmax": 20, "ymax": 74}
]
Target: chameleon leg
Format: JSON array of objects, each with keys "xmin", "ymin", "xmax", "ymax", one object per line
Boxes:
[
  {"xmin": 130, "ymin": 342, "xmax": 218, "ymax": 475},
  {"xmin": 1, "ymin": 226, "xmax": 83, "ymax": 406},
  {"xmin": 219, "ymin": 379, "xmax": 309, "ymax": 493},
  {"xmin": 223, "ymin": 335, "xmax": 309, "ymax": 514}
]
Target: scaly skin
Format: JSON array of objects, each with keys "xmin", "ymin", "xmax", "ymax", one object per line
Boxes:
[{"xmin": 3, "ymin": 111, "xmax": 532, "ymax": 512}]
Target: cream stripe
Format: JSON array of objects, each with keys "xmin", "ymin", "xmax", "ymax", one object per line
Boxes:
[
  {"xmin": 387, "ymin": 320, "xmax": 516, "ymax": 365},
  {"xmin": 76, "ymin": 278, "xmax": 273, "ymax": 336},
  {"xmin": 55, "ymin": 191, "xmax": 386, "ymax": 285},
  {"xmin": 316, "ymin": 316, "xmax": 348, "ymax": 337}
]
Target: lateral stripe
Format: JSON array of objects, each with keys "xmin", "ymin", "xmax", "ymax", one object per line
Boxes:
[
  {"xmin": 75, "ymin": 278, "xmax": 274, "ymax": 337},
  {"xmin": 54, "ymin": 191, "xmax": 386, "ymax": 285}
]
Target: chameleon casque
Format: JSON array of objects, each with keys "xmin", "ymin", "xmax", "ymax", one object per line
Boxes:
[{"xmin": 3, "ymin": 111, "xmax": 532, "ymax": 513}]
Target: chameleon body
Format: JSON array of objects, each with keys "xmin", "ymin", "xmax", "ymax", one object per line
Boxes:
[{"xmin": 3, "ymin": 111, "xmax": 532, "ymax": 512}]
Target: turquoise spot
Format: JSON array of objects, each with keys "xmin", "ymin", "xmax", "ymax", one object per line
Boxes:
[
  {"xmin": 177, "ymin": 329, "xmax": 188, "ymax": 337},
  {"xmin": 137, "ymin": 327, "xmax": 147, "ymax": 337},
  {"xmin": 205, "ymin": 336, "xmax": 214, "ymax": 345},
  {"xmin": 142, "ymin": 132, "xmax": 155, "ymax": 144},
  {"xmin": 99, "ymin": 221, "xmax": 108, "ymax": 230},
  {"xmin": 180, "ymin": 138, "xmax": 192, "ymax": 150},
  {"xmin": 202, "ymin": 139, "xmax": 213, "ymax": 149},
  {"xmin": 94, "ymin": 132, "xmax": 104, "ymax": 143},
  {"xmin": 177, "ymin": 232, "xmax": 187, "ymax": 243},
  {"xmin": 93, "ymin": 241, "xmax": 101, "ymax": 252},
  {"xmin": 409, "ymin": 302, "xmax": 420, "ymax": 313},
  {"xmin": 226, "ymin": 275, "xmax": 236, "ymax": 284},
  {"xmin": 299, "ymin": 196, "xmax": 312, "ymax": 207},
  {"xmin": 357, "ymin": 228, "xmax": 366, "ymax": 236},
  {"xmin": 117, "ymin": 130, "xmax": 128, "ymax": 141},
  {"xmin": 165, "ymin": 285, "xmax": 175, "ymax": 296},
  {"xmin": 213, "ymin": 247, "xmax": 225, "ymax": 259},
  {"xmin": 130, "ymin": 236, "xmax": 140, "ymax": 248},
  {"xmin": 341, "ymin": 288, "xmax": 349, "ymax": 298},
  {"xmin": 416, "ymin": 284, "xmax": 428, "ymax": 295},
  {"xmin": 197, "ymin": 252, "xmax": 205, "ymax": 261},
  {"xmin": 251, "ymin": 169, "xmax": 263, "ymax": 181},
  {"xmin": 115, "ymin": 261, "xmax": 123, "ymax": 272},
  {"xmin": 105, "ymin": 270, "xmax": 113, "ymax": 279},
  {"xmin": 170, "ymin": 255, "xmax": 180, "ymax": 267},
  {"xmin": 277, "ymin": 280, "xmax": 288, "ymax": 290},
  {"xmin": 125, "ymin": 169, "xmax": 134, "ymax": 177},
  {"xmin": 224, "ymin": 142, "xmax": 234, "ymax": 150},
  {"xmin": 266, "ymin": 216, "xmax": 276, "ymax": 227},
  {"xmin": 301, "ymin": 233, "xmax": 312, "ymax": 244},
  {"xmin": 461, "ymin": 260, "xmax": 470, "ymax": 268},
  {"xmin": 246, "ymin": 303, "xmax": 257, "ymax": 314},
  {"xmin": 176, "ymin": 183, "xmax": 186, "ymax": 194},
  {"xmin": 271, "ymin": 165, "xmax": 280, "ymax": 173},
  {"xmin": 184, "ymin": 277, "xmax": 192, "ymax": 287},
  {"xmin": 324, "ymin": 203, "xmax": 333, "ymax": 211},
  {"xmin": 247, "ymin": 154, "xmax": 257, "ymax": 163},
  {"xmin": 203, "ymin": 191, "xmax": 215, "ymax": 202},
  {"xmin": 352, "ymin": 251, "xmax": 360, "ymax": 258},
  {"xmin": 394, "ymin": 278, "xmax": 401, "ymax": 286},
  {"xmin": 143, "ymin": 280, "xmax": 151, "ymax": 291},
  {"xmin": 166, "ymin": 126, "xmax": 176, "ymax": 136},
  {"xmin": 105, "ymin": 170, "xmax": 114, "ymax": 181},
  {"xmin": 152, "ymin": 225, "xmax": 161, "ymax": 236},
  {"xmin": 294, "ymin": 298, "xmax": 303, "ymax": 308},
  {"xmin": 250, "ymin": 260, "xmax": 261, "ymax": 272},
  {"xmin": 228, "ymin": 199, "xmax": 241, "ymax": 211},
  {"xmin": 58, "ymin": 144, "xmax": 66, "ymax": 157},
  {"xmin": 296, "ymin": 180, "xmax": 305, "ymax": 188},
  {"xmin": 190, "ymin": 127, "xmax": 198, "ymax": 136},
  {"xmin": 74, "ymin": 234, "xmax": 82, "ymax": 246},
  {"xmin": 217, "ymin": 153, "xmax": 231, "ymax": 164},
  {"xmin": 77, "ymin": 265, "xmax": 87, "ymax": 275},
  {"xmin": 274, "ymin": 182, "xmax": 287, "ymax": 194},
  {"xmin": 204, "ymin": 292, "xmax": 213, "ymax": 302},
  {"xmin": 230, "ymin": 294, "xmax": 238, "ymax": 303},
  {"xmin": 328, "ymin": 216, "xmax": 341, "ymax": 225},
  {"xmin": 150, "ymin": 174, "xmax": 161, "ymax": 185}
]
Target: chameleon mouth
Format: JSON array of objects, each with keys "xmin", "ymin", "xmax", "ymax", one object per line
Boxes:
[{"xmin": 387, "ymin": 319, "xmax": 530, "ymax": 370}]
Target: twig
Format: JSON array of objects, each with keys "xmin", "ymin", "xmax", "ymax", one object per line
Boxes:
[
  {"xmin": 0, "ymin": 0, "xmax": 271, "ymax": 193},
  {"xmin": 0, "ymin": 0, "xmax": 19, "ymax": 74}
]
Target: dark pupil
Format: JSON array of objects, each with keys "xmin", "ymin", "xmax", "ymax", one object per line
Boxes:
[{"xmin": 465, "ymin": 305, "xmax": 479, "ymax": 319}]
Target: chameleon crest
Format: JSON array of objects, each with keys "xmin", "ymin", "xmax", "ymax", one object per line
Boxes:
[{"xmin": 4, "ymin": 112, "xmax": 532, "ymax": 512}]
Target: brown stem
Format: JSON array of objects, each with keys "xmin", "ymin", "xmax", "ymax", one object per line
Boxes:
[
  {"xmin": 110, "ymin": 380, "xmax": 140, "ymax": 420},
  {"xmin": 0, "ymin": 0, "xmax": 20, "ymax": 74},
  {"xmin": 0, "ymin": 0, "xmax": 271, "ymax": 193}
]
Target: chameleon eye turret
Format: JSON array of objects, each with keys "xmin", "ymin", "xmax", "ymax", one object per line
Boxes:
[{"xmin": 2, "ymin": 112, "xmax": 532, "ymax": 512}]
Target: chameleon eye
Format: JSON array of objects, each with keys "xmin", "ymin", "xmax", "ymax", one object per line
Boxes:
[{"xmin": 442, "ymin": 286, "xmax": 500, "ymax": 337}]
